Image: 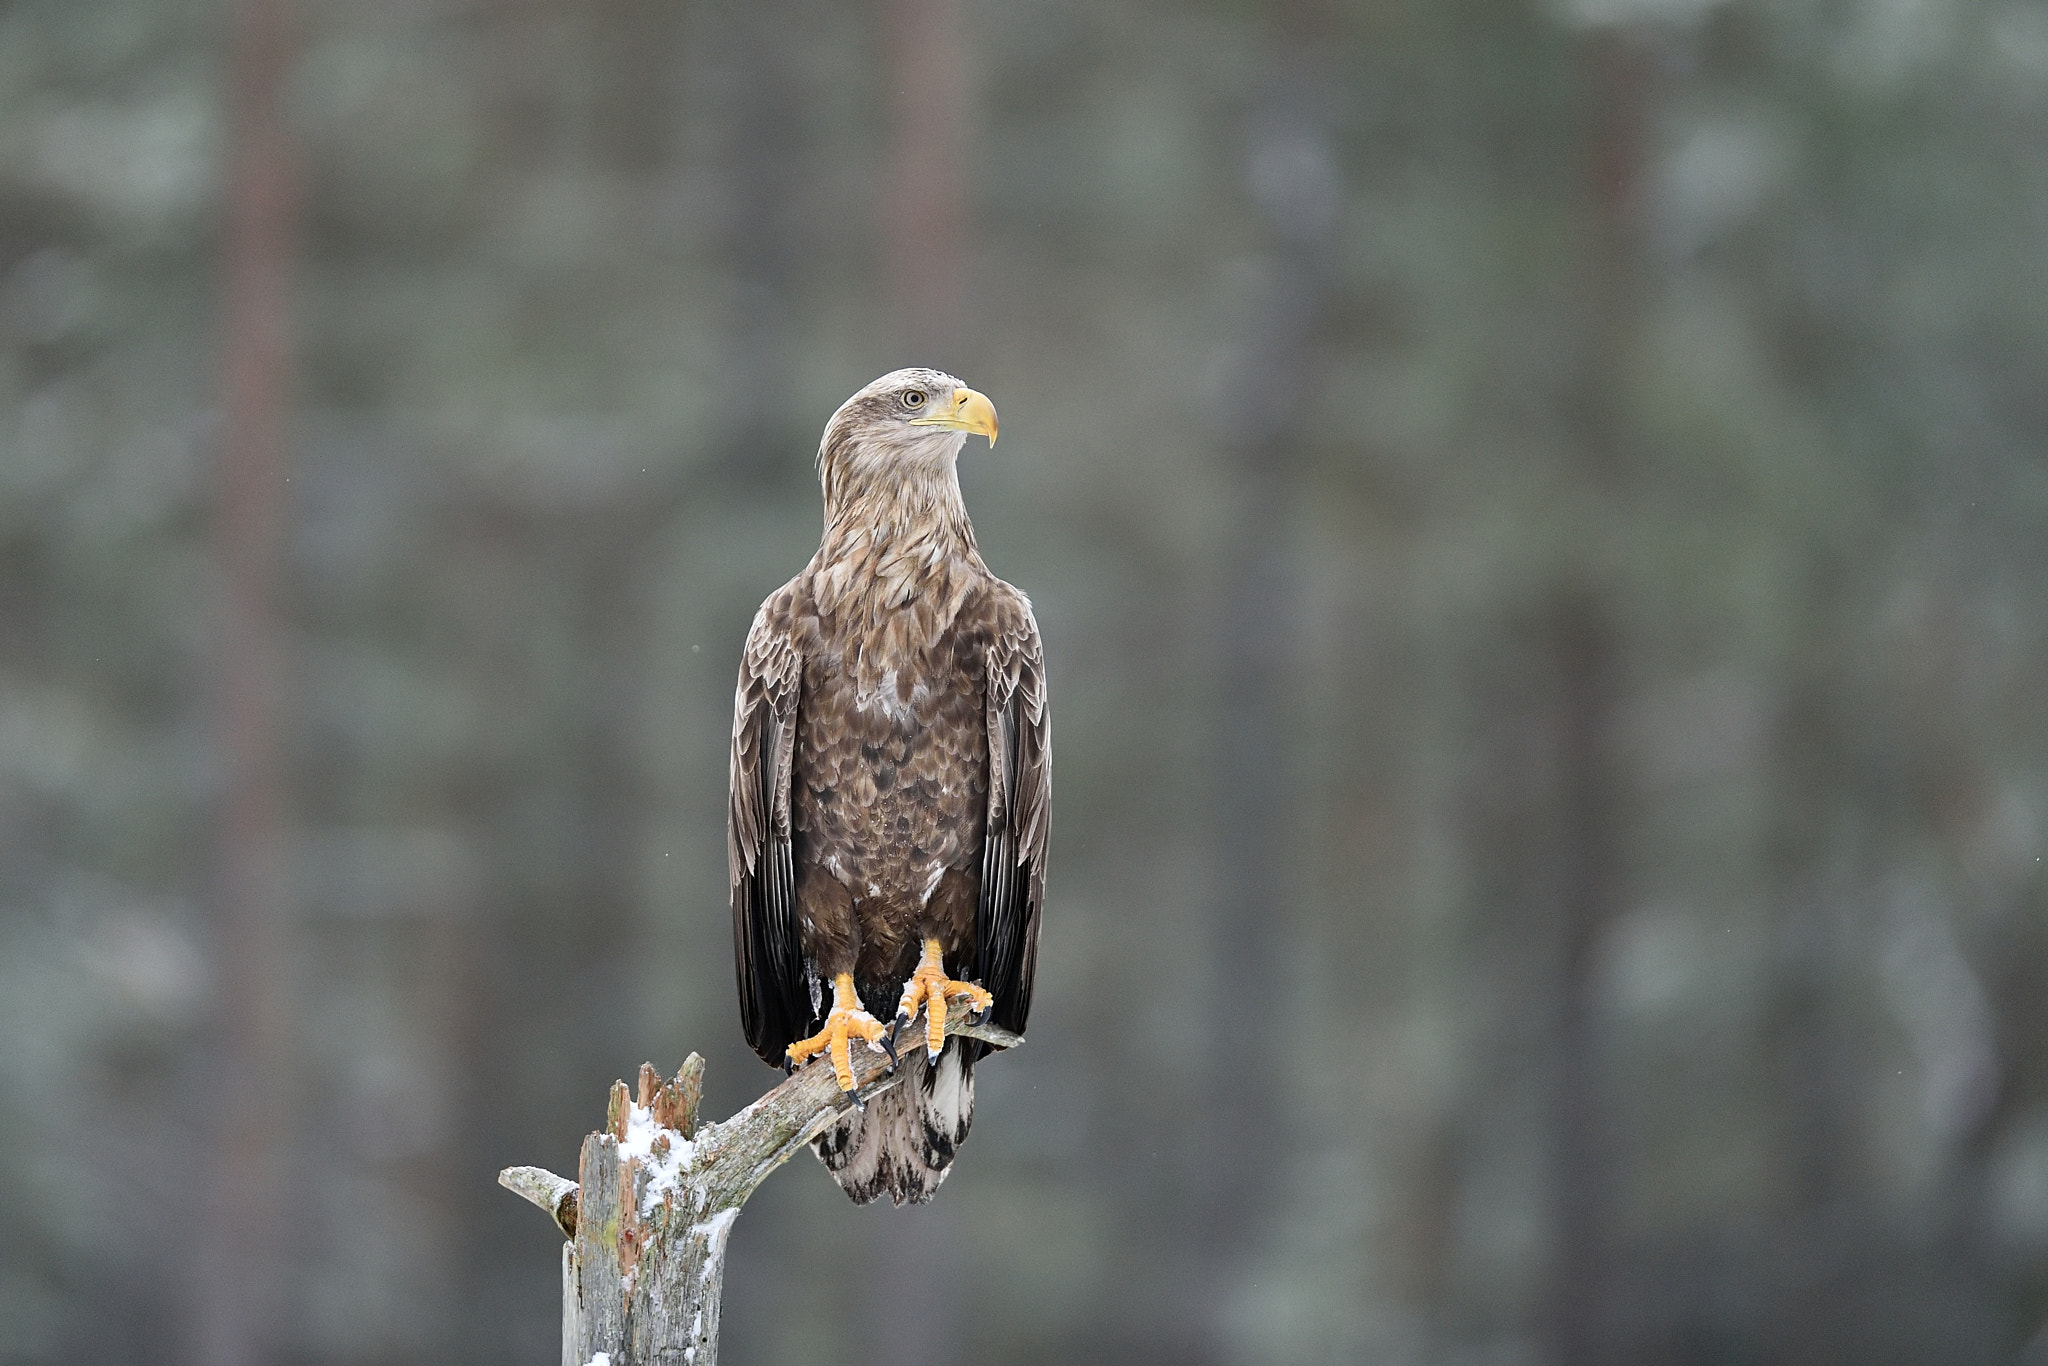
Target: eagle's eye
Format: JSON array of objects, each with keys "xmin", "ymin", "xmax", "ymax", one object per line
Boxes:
[{"xmin": 902, "ymin": 389, "xmax": 927, "ymax": 409}]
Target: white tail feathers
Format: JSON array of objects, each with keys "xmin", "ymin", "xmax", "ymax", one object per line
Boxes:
[{"xmin": 813, "ymin": 1039, "xmax": 975, "ymax": 1205}]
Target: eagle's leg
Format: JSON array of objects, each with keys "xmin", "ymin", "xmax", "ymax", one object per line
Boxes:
[
  {"xmin": 787, "ymin": 973, "xmax": 887, "ymax": 1092},
  {"xmin": 895, "ymin": 937, "xmax": 994, "ymax": 1060}
]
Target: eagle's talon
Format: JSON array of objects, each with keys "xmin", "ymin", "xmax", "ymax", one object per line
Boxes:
[
  {"xmin": 785, "ymin": 973, "xmax": 886, "ymax": 1092},
  {"xmin": 896, "ymin": 937, "xmax": 997, "ymax": 1061}
]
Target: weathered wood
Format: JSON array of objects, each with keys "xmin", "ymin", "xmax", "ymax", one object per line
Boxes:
[
  {"xmin": 561, "ymin": 1242, "xmax": 582, "ymax": 1366},
  {"xmin": 575, "ymin": 1132, "xmax": 628, "ymax": 1362},
  {"xmin": 505, "ymin": 1002, "xmax": 1020, "ymax": 1366},
  {"xmin": 607, "ymin": 1080, "xmax": 631, "ymax": 1142},
  {"xmin": 651, "ymin": 1054, "xmax": 704, "ymax": 1139},
  {"xmin": 637, "ymin": 1061, "xmax": 661, "ymax": 1107},
  {"xmin": 499, "ymin": 1166, "xmax": 578, "ymax": 1238}
]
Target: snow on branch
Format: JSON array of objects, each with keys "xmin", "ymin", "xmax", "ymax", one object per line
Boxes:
[{"xmin": 499, "ymin": 1001, "xmax": 1022, "ymax": 1366}]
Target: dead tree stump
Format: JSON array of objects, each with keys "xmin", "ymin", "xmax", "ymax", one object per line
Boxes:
[{"xmin": 500, "ymin": 1001, "xmax": 1021, "ymax": 1366}]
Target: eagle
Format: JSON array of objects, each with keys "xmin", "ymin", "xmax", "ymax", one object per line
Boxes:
[{"xmin": 727, "ymin": 369, "xmax": 1049, "ymax": 1205}]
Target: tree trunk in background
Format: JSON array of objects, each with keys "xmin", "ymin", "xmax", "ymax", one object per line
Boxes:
[
  {"xmin": 1202, "ymin": 9, "xmax": 1340, "ymax": 1352},
  {"xmin": 1764, "ymin": 652, "xmax": 1866, "ymax": 1360},
  {"xmin": 884, "ymin": 0, "xmax": 969, "ymax": 363},
  {"xmin": 591, "ymin": 0, "xmax": 684, "ymax": 173},
  {"xmin": 719, "ymin": 0, "xmax": 804, "ymax": 488},
  {"xmin": 198, "ymin": 0, "xmax": 296, "ymax": 1361},
  {"xmin": 1547, "ymin": 26, "xmax": 1650, "ymax": 1366},
  {"xmin": 1548, "ymin": 597, "xmax": 1620, "ymax": 1366}
]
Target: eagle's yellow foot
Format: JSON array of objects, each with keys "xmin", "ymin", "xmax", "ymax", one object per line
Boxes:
[
  {"xmin": 787, "ymin": 973, "xmax": 888, "ymax": 1092},
  {"xmin": 895, "ymin": 937, "xmax": 994, "ymax": 1060}
]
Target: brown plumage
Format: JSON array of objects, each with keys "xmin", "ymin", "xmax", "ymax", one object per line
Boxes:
[{"xmin": 728, "ymin": 368, "xmax": 1049, "ymax": 1205}]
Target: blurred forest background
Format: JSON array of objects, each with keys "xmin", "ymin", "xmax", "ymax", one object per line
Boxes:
[{"xmin": 5, "ymin": 0, "xmax": 2048, "ymax": 1362}]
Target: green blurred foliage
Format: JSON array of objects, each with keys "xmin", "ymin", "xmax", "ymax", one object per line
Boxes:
[{"xmin": 3, "ymin": 0, "xmax": 2048, "ymax": 1363}]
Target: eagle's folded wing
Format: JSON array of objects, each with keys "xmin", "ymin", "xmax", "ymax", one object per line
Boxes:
[
  {"xmin": 729, "ymin": 589, "xmax": 811, "ymax": 1066},
  {"xmin": 976, "ymin": 589, "xmax": 1050, "ymax": 1036}
]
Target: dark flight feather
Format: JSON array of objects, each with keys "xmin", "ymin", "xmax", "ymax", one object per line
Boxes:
[
  {"xmin": 727, "ymin": 608, "xmax": 810, "ymax": 1063},
  {"xmin": 975, "ymin": 611, "xmax": 1050, "ymax": 1038}
]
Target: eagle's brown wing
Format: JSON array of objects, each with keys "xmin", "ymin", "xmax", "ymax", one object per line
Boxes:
[
  {"xmin": 975, "ymin": 587, "xmax": 1050, "ymax": 1036},
  {"xmin": 729, "ymin": 586, "xmax": 810, "ymax": 1067}
]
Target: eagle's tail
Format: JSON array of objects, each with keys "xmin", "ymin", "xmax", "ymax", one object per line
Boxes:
[{"xmin": 812, "ymin": 1038, "xmax": 974, "ymax": 1205}]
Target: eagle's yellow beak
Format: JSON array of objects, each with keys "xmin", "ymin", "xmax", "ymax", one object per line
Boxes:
[{"xmin": 910, "ymin": 386, "xmax": 999, "ymax": 446}]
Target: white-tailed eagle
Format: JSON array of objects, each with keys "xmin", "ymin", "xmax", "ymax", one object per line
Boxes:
[{"xmin": 728, "ymin": 369, "xmax": 1049, "ymax": 1205}]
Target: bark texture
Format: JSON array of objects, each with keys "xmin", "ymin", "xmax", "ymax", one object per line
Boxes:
[{"xmin": 501, "ymin": 1002, "xmax": 1019, "ymax": 1366}]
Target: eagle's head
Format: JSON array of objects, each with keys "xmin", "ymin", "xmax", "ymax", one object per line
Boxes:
[{"xmin": 817, "ymin": 368, "xmax": 999, "ymax": 511}]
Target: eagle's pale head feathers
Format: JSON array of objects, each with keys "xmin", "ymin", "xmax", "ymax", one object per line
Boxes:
[{"xmin": 817, "ymin": 368, "xmax": 998, "ymax": 514}]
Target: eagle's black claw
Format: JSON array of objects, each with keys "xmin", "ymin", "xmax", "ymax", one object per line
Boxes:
[
  {"xmin": 880, "ymin": 1029, "xmax": 900, "ymax": 1071},
  {"xmin": 782, "ymin": 1054, "xmax": 796, "ymax": 1077}
]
